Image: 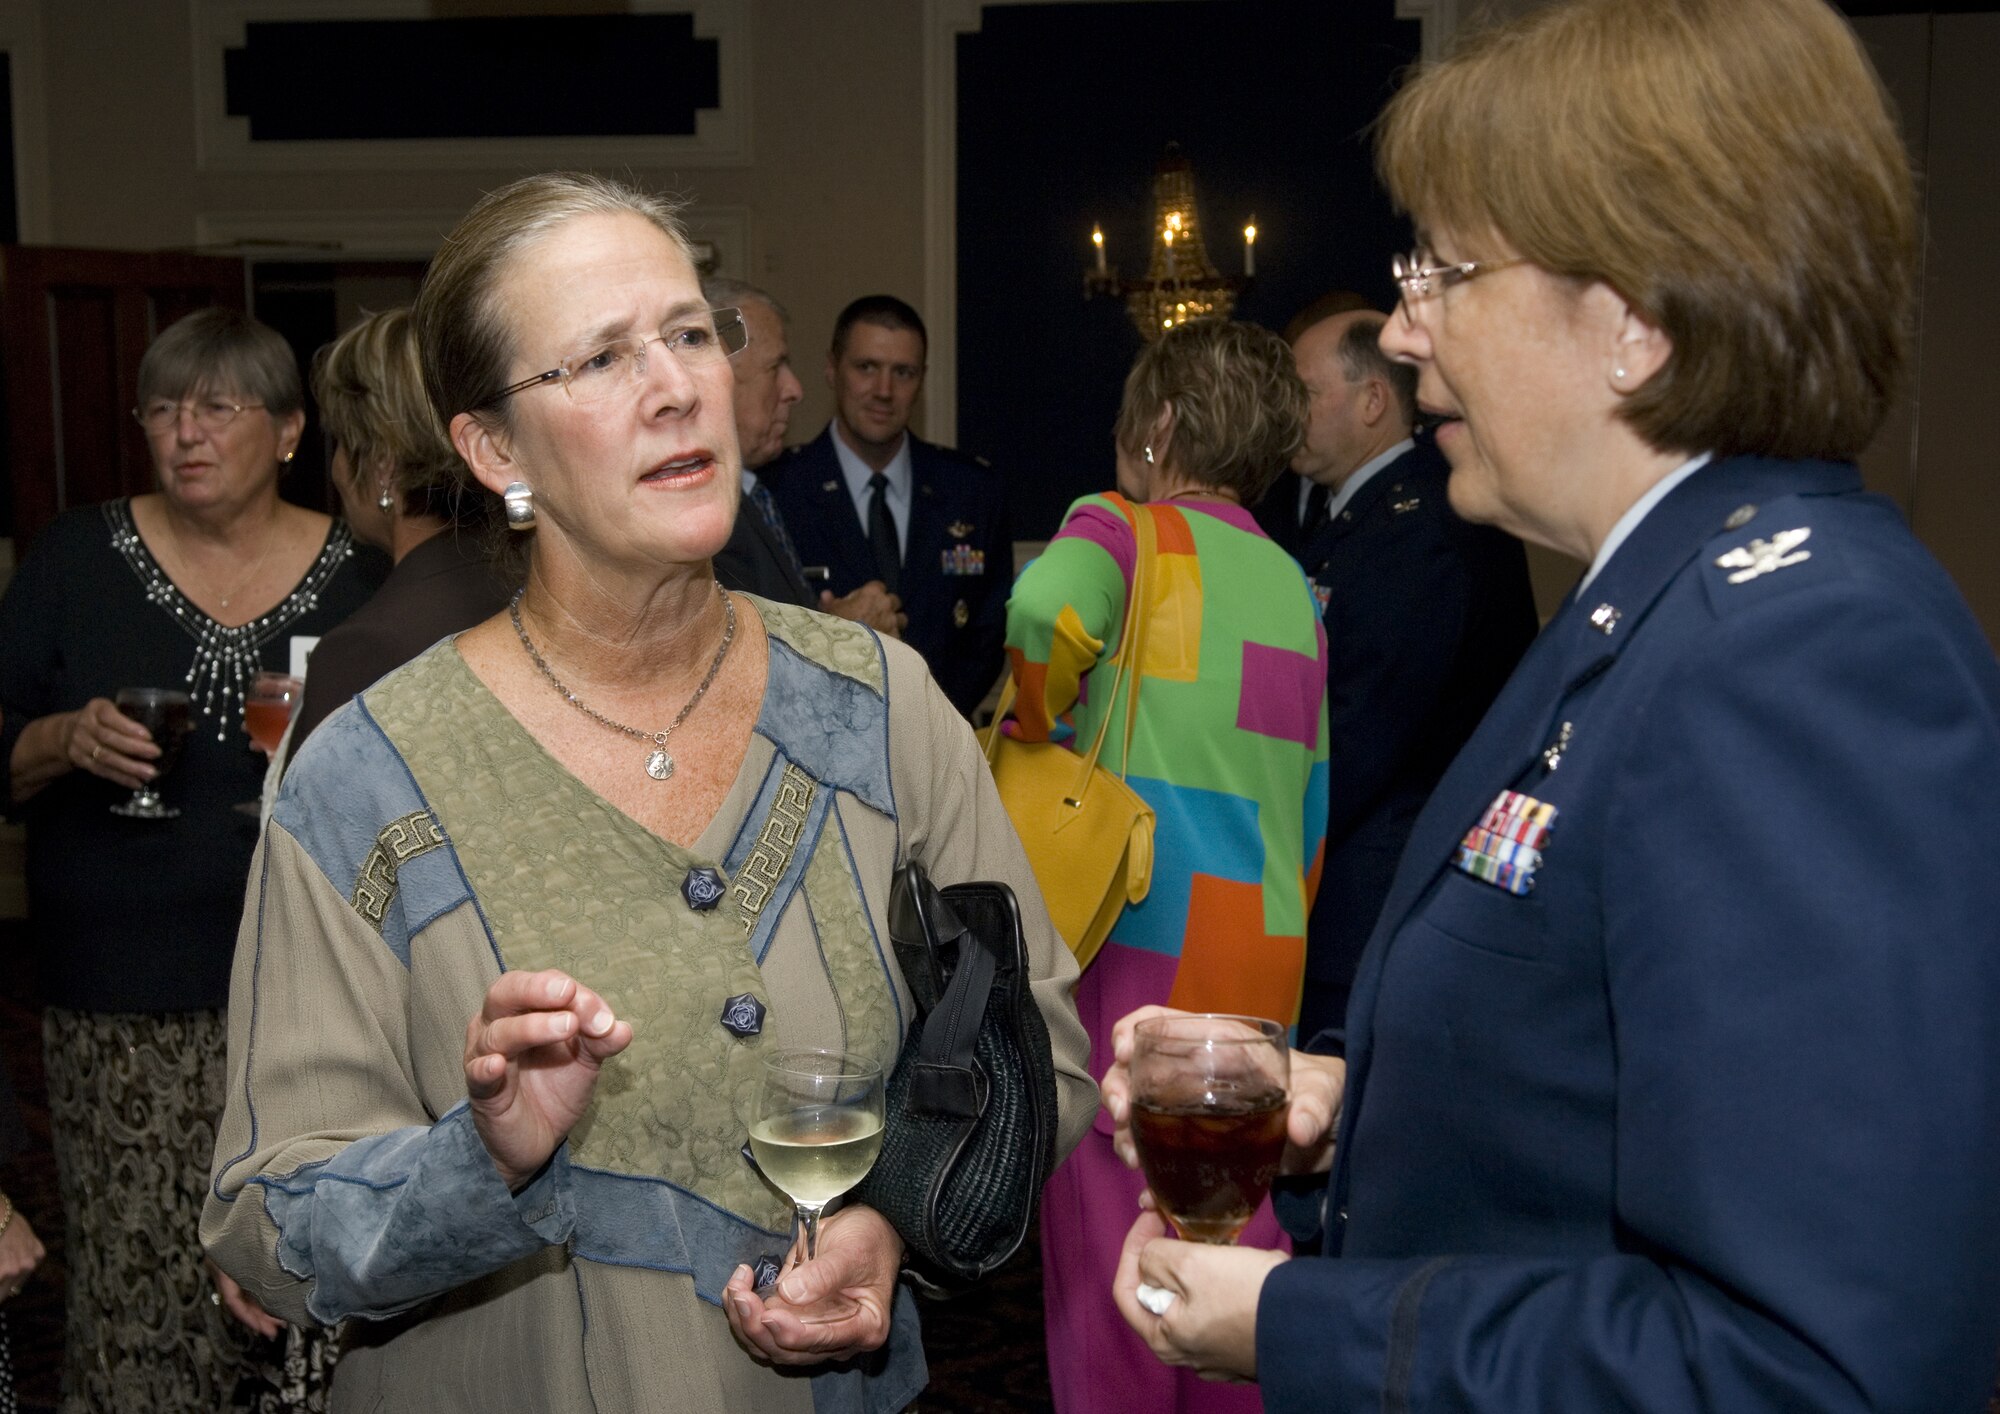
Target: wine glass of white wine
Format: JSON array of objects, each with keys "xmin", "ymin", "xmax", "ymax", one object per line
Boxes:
[{"xmin": 748, "ymin": 1049, "xmax": 885, "ymax": 1262}]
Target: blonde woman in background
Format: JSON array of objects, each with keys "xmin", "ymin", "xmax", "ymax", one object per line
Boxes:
[
  {"xmin": 289, "ymin": 307, "xmax": 516, "ymax": 750},
  {"xmin": 1006, "ymin": 319, "xmax": 1325, "ymax": 1414}
]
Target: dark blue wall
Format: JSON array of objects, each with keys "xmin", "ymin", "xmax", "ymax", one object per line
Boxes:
[{"xmin": 956, "ymin": 0, "xmax": 1420, "ymax": 541}]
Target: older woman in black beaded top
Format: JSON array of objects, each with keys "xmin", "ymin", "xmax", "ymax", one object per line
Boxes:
[{"xmin": 0, "ymin": 307, "xmax": 383, "ymax": 1411}]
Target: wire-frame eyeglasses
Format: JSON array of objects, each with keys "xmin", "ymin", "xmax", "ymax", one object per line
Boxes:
[
  {"xmin": 477, "ymin": 306, "xmax": 750, "ymax": 410},
  {"xmin": 1390, "ymin": 251, "xmax": 1528, "ymax": 325}
]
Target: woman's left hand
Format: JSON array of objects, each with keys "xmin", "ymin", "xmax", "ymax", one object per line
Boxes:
[
  {"xmin": 1112, "ymin": 1210, "xmax": 1286, "ymax": 1383},
  {"xmin": 207, "ymin": 1258, "xmax": 285, "ymax": 1339},
  {"xmin": 723, "ymin": 1204, "xmax": 904, "ymax": 1366}
]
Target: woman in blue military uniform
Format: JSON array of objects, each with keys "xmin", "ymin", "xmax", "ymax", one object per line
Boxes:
[{"xmin": 1094, "ymin": 0, "xmax": 2000, "ymax": 1410}]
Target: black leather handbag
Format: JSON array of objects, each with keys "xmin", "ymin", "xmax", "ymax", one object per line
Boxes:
[{"xmin": 853, "ymin": 862, "xmax": 1060, "ymax": 1294}]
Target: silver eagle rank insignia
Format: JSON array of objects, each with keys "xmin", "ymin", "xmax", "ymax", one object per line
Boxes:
[{"xmin": 1714, "ymin": 527, "xmax": 1811, "ymax": 584}]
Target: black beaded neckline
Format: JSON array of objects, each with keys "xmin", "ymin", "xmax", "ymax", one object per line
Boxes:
[{"xmin": 104, "ymin": 499, "xmax": 355, "ymax": 741}]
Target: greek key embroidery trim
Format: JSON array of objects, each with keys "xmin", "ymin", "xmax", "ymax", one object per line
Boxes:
[
  {"xmin": 731, "ymin": 763, "xmax": 816, "ymax": 934},
  {"xmin": 352, "ymin": 809, "xmax": 447, "ymax": 929}
]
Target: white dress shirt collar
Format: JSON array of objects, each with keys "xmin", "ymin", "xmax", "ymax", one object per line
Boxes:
[
  {"xmin": 830, "ymin": 423, "xmax": 912, "ymax": 554},
  {"xmin": 1576, "ymin": 452, "xmax": 1714, "ymax": 593},
  {"xmin": 1323, "ymin": 438, "xmax": 1415, "ymax": 524}
]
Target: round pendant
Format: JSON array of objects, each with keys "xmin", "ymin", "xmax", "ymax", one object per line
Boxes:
[{"xmin": 645, "ymin": 748, "xmax": 675, "ymax": 781}]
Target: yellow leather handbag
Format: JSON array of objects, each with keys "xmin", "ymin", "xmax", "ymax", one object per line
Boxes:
[{"xmin": 981, "ymin": 504, "xmax": 1156, "ymax": 970}]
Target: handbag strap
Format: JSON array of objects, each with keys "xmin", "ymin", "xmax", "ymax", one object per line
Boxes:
[
  {"xmin": 899, "ymin": 866, "xmax": 998, "ymax": 1119},
  {"xmin": 988, "ymin": 497, "xmax": 1155, "ymax": 797}
]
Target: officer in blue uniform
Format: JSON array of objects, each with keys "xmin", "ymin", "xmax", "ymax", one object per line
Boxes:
[
  {"xmin": 1287, "ymin": 304, "xmax": 1537, "ymax": 1041},
  {"xmin": 763, "ymin": 296, "xmax": 1010, "ymax": 717},
  {"xmin": 1100, "ymin": 2, "xmax": 2000, "ymax": 1409}
]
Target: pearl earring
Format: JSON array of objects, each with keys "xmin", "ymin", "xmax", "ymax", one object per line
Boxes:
[
  {"xmin": 503, "ymin": 481, "xmax": 537, "ymax": 529},
  {"xmin": 1613, "ymin": 366, "xmax": 1628, "ymax": 385},
  {"xmin": 1143, "ymin": 446, "xmax": 1155, "ymax": 465}
]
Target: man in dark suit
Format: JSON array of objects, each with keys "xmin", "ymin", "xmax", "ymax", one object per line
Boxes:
[
  {"xmin": 763, "ymin": 295, "xmax": 1010, "ymax": 717},
  {"xmin": 703, "ymin": 278, "xmax": 902, "ymax": 634},
  {"xmin": 1252, "ymin": 291, "xmax": 1377, "ymax": 558},
  {"xmin": 1291, "ymin": 300, "xmax": 1539, "ymax": 1042}
]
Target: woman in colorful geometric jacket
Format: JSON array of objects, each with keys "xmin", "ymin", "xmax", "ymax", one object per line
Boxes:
[{"xmin": 1006, "ymin": 318, "xmax": 1328, "ymax": 1414}]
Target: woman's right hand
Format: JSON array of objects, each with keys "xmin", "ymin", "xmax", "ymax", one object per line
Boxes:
[
  {"xmin": 463, "ymin": 969, "xmax": 633, "ymax": 1191},
  {"xmin": 1101, "ymin": 1005, "xmax": 1347, "ymax": 1177},
  {"xmin": 61, "ymin": 697, "xmax": 160, "ymax": 788}
]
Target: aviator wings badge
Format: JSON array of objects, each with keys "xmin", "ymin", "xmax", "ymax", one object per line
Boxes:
[{"xmin": 1714, "ymin": 527, "xmax": 1811, "ymax": 584}]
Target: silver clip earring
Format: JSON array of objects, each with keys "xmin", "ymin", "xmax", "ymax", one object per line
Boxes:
[
  {"xmin": 376, "ymin": 487, "xmax": 395, "ymax": 512},
  {"xmin": 1143, "ymin": 445, "xmax": 1155, "ymax": 465},
  {"xmin": 503, "ymin": 481, "xmax": 537, "ymax": 529}
]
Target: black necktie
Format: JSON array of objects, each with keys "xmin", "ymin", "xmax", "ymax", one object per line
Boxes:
[
  {"xmin": 868, "ymin": 472, "xmax": 901, "ymax": 593},
  {"xmin": 747, "ymin": 481, "xmax": 809, "ymax": 590},
  {"xmin": 1302, "ymin": 481, "xmax": 1331, "ymax": 536}
]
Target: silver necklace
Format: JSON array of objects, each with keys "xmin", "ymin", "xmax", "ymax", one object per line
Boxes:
[
  {"xmin": 158, "ymin": 510, "xmax": 284, "ymax": 609},
  {"xmin": 509, "ymin": 584, "xmax": 736, "ymax": 782}
]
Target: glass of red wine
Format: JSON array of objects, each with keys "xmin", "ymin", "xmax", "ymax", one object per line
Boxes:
[
  {"xmin": 108, "ymin": 687, "xmax": 194, "ymax": 820},
  {"xmin": 244, "ymin": 672, "xmax": 303, "ymax": 758},
  {"xmin": 1129, "ymin": 1014, "xmax": 1291, "ymax": 1245}
]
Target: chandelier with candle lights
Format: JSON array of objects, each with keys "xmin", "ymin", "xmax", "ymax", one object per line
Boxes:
[{"xmin": 1086, "ymin": 145, "xmax": 1257, "ymax": 341}]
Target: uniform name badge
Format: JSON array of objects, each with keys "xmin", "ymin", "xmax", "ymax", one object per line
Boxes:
[
  {"xmin": 941, "ymin": 544, "xmax": 985, "ymax": 576},
  {"xmin": 1453, "ymin": 789, "xmax": 1557, "ymax": 896}
]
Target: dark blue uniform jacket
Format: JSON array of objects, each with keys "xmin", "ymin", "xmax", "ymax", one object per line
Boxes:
[
  {"xmin": 1258, "ymin": 456, "xmax": 2000, "ymax": 1412},
  {"xmin": 763, "ymin": 427, "xmax": 1010, "ymax": 716},
  {"xmin": 1297, "ymin": 440, "xmax": 1538, "ymax": 1040}
]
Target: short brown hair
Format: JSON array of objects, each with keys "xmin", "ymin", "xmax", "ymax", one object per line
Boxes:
[
  {"xmin": 1376, "ymin": 0, "xmax": 1916, "ymax": 460},
  {"xmin": 312, "ymin": 308, "xmax": 488, "ymax": 531},
  {"xmin": 137, "ymin": 307, "xmax": 303, "ymax": 417},
  {"xmin": 831, "ymin": 295, "xmax": 927, "ymax": 361},
  {"xmin": 1283, "ymin": 290, "xmax": 1376, "ymax": 346},
  {"xmin": 1333, "ymin": 315, "xmax": 1417, "ymax": 428},
  {"xmin": 1113, "ymin": 320, "xmax": 1307, "ymax": 502},
  {"xmin": 413, "ymin": 171, "xmax": 695, "ymax": 429}
]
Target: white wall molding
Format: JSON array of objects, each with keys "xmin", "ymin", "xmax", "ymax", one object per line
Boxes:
[
  {"xmin": 194, "ymin": 208, "xmax": 460, "ymax": 259},
  {"xmin": 194, "ymin": 203, "xmax": 752, "ymax": 277},
  {"xmin": 1394, "ymin": 0, "xmax": 1459, "ymax": 61},
  {"xmin": 0, "ymin": 0, "xmax": 52, "ymax": 241},
  {"xmin": 190, "ymin": 0, "xmax": 751, "ymax": 176},
  {"xmin": 922, "ymin": 0, "xmax": 1448, "ymax": 445}
]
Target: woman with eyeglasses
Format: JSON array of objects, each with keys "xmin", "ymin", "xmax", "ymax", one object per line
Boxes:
[
  {"xmin": 0, "ymin": 307, "xmax": 384, "ymax": 1411},
  {"xmin": 201, "ymin": 172, "xmax": 1094, "ymax": 1414},
  {"xmin": 1098, "ymin": 0, "xmax": 2000, "ymax": 1409}
]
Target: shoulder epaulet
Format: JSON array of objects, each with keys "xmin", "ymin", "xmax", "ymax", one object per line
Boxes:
[
  {"xmin": 927, "ymin": 442, "xmax": 995, "ymax": 473},
  {"xmin": 1700, "ymin": 499, "xmax": 1829, "ymax": 610}
]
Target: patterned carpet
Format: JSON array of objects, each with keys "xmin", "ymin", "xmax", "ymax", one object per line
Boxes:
[{"xmin": 909, "ymin": 1237, "xmax": 1053, "ymax": 1413}]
